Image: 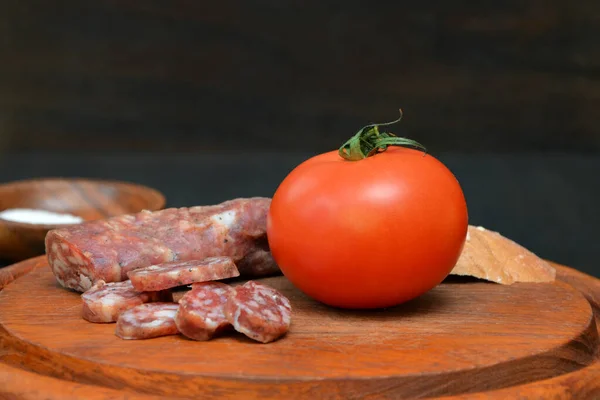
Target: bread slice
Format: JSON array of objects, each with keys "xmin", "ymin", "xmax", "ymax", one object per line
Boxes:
[{"xmin": 449, "ymin": 225, "xmax": 556, "ymax": 284}]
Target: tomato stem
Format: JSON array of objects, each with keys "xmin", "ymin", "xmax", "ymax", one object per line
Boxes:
[{"xmin": 338, "ymin": 109, "xmax": 427, "ymax": 161}]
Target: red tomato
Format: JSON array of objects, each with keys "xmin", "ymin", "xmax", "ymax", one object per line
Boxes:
[{"xmin": 267, "ymin": 146, "xmax": 468, "ymax": 309}]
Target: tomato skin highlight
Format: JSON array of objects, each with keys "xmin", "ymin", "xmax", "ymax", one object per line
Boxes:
[{"xmin": 267, "ymin": 147, "xmax": 468, "ymax": 309}]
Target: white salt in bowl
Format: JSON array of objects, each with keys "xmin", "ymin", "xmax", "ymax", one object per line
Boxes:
[{"xmin": 0, "ymin": 178, "xmax": 166, "ymax": 262}]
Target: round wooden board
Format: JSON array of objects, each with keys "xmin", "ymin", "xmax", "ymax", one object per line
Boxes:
[{"xmin": 0, "ymin": 258, "xmax": 599, "ymax": 399}]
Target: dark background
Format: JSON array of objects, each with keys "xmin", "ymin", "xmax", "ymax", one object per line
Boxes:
[{"xmin": 1, "ymin": 1, "xmax": 599, "ymax": 276}]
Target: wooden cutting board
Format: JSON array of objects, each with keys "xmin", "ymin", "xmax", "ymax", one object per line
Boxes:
[{"xmin": 0, "ymin": 257, "xmax": 599, "ymax": 399}]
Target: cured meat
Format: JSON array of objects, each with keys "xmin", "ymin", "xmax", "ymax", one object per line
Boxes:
[
  {"xmin": 45, "ymin": 197, "xmax": 270, "ymax": 292},
  {"xmin": 81, "ymin": 280, "xmax": 173, "ymax": 323},
  {"xmin": 236, "ymin": 248, "xmax": 280, "ymax": 278},
  {"xmin": 175, "ymin": 282, "xmax": 232, "ymax": 341},
  {"xmin": 127, "ymin": 257, "xmax": 240, "ymax": 292},
  {"xmin": 450, "ymin": 225, "xmax": 556, "ymax": 284},
  {"xmin": 115, "ymin": 303, "xmax": 179, "ymax": 340},
  {"xmin": 225, "ymin": 281, "xmax": 292, "ymax": 343}
]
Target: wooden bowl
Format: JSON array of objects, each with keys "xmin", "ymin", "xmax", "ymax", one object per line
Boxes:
[{"xmin": 0, "ymin": 178, "xmax": 166, "ymax": 261}]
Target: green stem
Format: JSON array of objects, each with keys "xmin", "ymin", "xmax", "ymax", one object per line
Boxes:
[{"xmin": 338, "ymin": 109, "xmax": 427, "ymax": 161}]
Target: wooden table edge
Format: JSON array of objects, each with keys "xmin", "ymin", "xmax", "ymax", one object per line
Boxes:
[
  {"xmin": 0, "ymin": 361, "xmax": 167, "ymax": 400},
  {"xmin": 1, "ymin": 257, "xmax": 599, "ymax": 399},
  {"xmin": 0, "ymin": 255, "xmax": 47, "ymax": 291}
]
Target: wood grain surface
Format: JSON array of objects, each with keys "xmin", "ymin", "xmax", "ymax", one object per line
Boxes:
[
  {"xmin": 438, "ymin": 264, "xmax": 600, "ymax": 400},
  {"xmin": 0, "ymin": 178, "xmax": 165, "ymax": 261},
  {"xmin": 0, "ymin": 257, "xmax": 599, "ymax": 399},
  {"xmin": 2, "ymin": 1, "xmax": 600, "ymax": 154}
]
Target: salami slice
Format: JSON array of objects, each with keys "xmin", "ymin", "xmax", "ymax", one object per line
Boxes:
[
  {"xmin": 45, "ymin": 197, "xmax": 271, "ymax": 292},
  {"xmin": 127, "ymin": 257, "xmax": 240, "ymax": 292},
  {"xmin": 175, "ymin": 282, "xmax": 232, "ymax": 341},
  {"xmin": 81, "ymin": 280, "xmax": 173, "ymax": 323},
  {"xmin": 224, "ymin": 281, "xmax": 292, "ymax": 343},
  {"xmin": 115, "ymin": 303, "xmax": 179, "ymax": 340}
]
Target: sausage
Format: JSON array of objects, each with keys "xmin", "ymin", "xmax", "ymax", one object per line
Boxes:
[
  {"xmin": 45, "ymin": 197, "xmax": 270, "ymax": 292},
  {"xmin": 81, "ymin": 280, "xmax": 173, "ymax": 323},
  {"xmin": 224, "ymin": 281, "xmax": 292, "ymax": 343},
  {"xmin": 127, "ymin": 257, "xmax": 239, "ymax": 292},
  {"xmin": 115, "ymin": 303, "xmax": 179, "ymax": 340},
  {"xmin": 175, "ymin": 282, "xmax": 232, "ymax": 341},
  {"xmin": 236, "ymin": 249, "xmax": 280, "ymax": 278}
]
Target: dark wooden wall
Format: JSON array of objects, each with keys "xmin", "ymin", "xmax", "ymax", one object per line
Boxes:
[{"xmin": 1, "ymin": 1, "xmax": 599, "ymax": 154}]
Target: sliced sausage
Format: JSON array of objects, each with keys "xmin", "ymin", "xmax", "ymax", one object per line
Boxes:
[
  {"xmin": 127, "ymin": 257, "xmax": 239, "ymax": 292},
  {"xmin": 81, "ymin": 280, "xmax": 172, "ymax": 323},
  {"xmin": 224, "ymin": 281, "xmax": 292, "ymax": 343},
  {"xmin": 115, "ymin": 303, "xmax": 179, "ymax": 340},
  {"xmin": 175, "ymin": 282, "xmax": 232, "ymax": 341}
]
